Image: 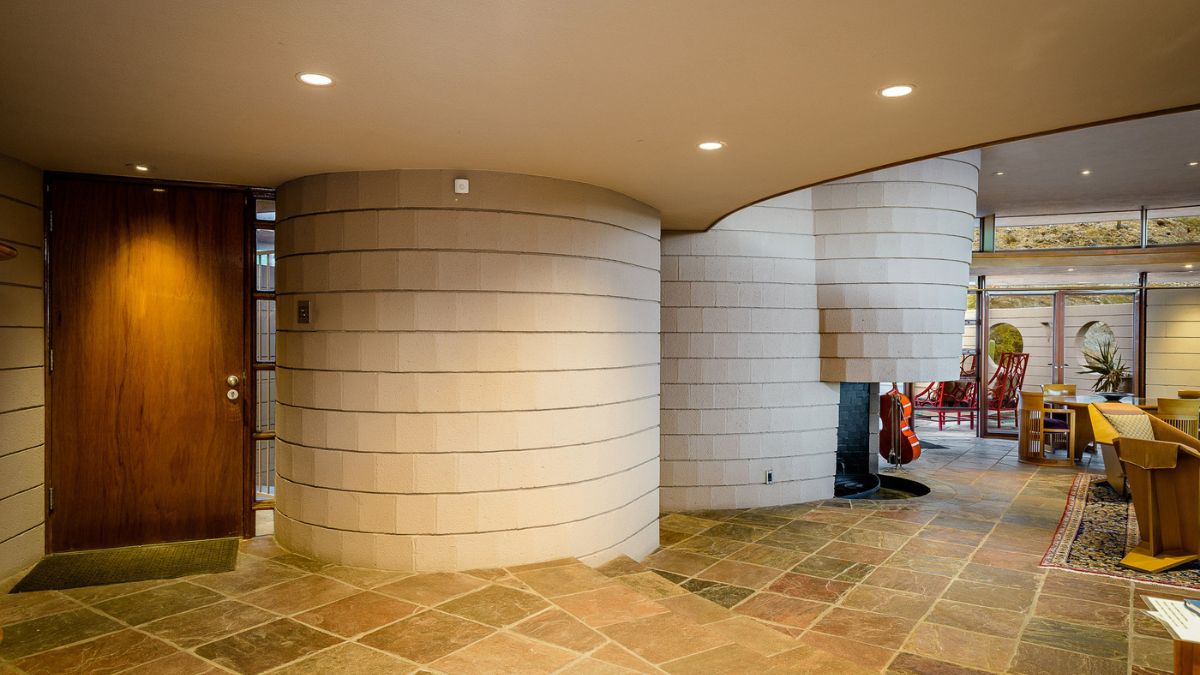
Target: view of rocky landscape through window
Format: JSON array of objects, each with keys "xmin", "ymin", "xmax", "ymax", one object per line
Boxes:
[{"xmin": 994, "ymin": 208, "xmax": 1200, "ymax": 250}]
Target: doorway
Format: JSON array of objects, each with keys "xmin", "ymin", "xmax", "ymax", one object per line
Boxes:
[
  {"xmin": 981, "ymin": 288, "xmax": 1139, "ymax": 436},
  {"xmin": 46, "ymin": 176, "xmax": 249, "ymax": 552}
]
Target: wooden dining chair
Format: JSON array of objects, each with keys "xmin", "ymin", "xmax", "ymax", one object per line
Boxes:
[
  {"xmin": 1040, "ymin": 383, "xmax": 1076, "ymax": 428},
  {"xmin": 1018, "ymin": 390, "xmax": 1075, "ymax": 466},
  {"xmin": 1158, "ymin": 398, "xmax": 1200, "ymax": 438}
]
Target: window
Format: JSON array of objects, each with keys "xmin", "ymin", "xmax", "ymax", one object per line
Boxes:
[
  {"xmin": 1147, "ymin": 205, "xmax": 1200, "ymax": 246},
  {"xmin": 254, "ymin": 201, "xmax": 277, "ymax": 503},
  {"xmin": 1148, "ymin": 271, "xmax": 1200, "ymax": 288},
  {"xmin": 255, "ymin": 198, "xmax": 276, "ymax": 222},
  {"xmin": 994, "ymin": 211, "xmax": 1140, "ymax": 250},
  {"xmin": 984, "ymin": 271, "xmax": 1140, "ymax": 290},
  {"xmin": 987, "ymin": 323, "xmax": 1024, "ymax": 362},
  {"xmin": 963, "ymin": 289, "xmax": 979, "ymax": 358}
]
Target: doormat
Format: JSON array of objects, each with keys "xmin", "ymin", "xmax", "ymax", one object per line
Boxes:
[
  {"xmin": 1041, "ymin": 474, "xmax": 1200, "ymax": 590},
  {"xmin": 9, "ymin": 537, "xmax": 239, "ymax": 593}
]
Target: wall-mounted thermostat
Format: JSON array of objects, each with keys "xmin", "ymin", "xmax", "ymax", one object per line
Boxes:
[{"xmin": 453, "ymin": 178, "xmax": 470, "ymax": 194}]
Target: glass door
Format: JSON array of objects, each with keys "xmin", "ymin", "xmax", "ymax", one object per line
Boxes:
[
  {"xmin": 1062, "ymin": 291, "xmax": 1137, "ymax": 395},
  {"xmin": 982, "ymin": 292, "xmax": 1054, "ymax": 434},
  {"xmin": 981, "ymin": 288, "xmax": 1140, "ymax": 436}
]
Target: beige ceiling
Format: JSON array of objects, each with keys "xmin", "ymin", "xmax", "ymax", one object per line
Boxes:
[
  {"xmin": 979, "ymin": 110, "xmax": 1200, "ymax": 216},
  {"xmin": 2, "ymin": 1, "xmax": 1200, "ymax": 230}
]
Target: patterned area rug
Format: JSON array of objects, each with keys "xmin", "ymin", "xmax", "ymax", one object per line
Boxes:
[{"xmin": 1042, "ymin": 474, "xmax": 1200, "ymax": 588}]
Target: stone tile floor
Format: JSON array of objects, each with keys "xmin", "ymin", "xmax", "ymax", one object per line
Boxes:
[{"xmin": 0, "ymin": 425, "xmax": 1193, "ymax": 673}]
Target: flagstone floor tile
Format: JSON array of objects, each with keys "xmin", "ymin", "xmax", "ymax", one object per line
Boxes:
[{"xmin": 0, "ymin": 427, "xmax": 1164, "ymax": 674}]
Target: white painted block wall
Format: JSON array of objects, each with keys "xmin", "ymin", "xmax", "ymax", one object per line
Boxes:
[
  {"xmin": 1146, "ymin": 287, "xmax": 1200, "ymax": 400},
  {"xmin": 273, "ymin": 170, "xmax": 662, "ymax": 571},
  {"xmin": 660, "ymin": 192, "xmax": 839, "ymax": 510},
  {"xmin": 660, "ymin": 153, "xmax": 979, "ymax": 511},
  {"xmin": 814, "ymin": 151, "xmax": 980, "ymax": 383},
  {"xmin": 0, "ymin": 155, "xmax": 45, "ymax": 580}
]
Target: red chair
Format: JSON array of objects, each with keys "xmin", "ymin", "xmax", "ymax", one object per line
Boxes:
[
  {"xmin": 913, "ymin": 380, "xmax": 940, "ymax": 407},
  {"xmin": 949, "ymin": 355, "xmax": 979, "ymax": 428},
  {"xmin": 986, "ymin": 352, "xmax": 1029, "ymax": 428},
  {"xmin": 914, "ymin": 354, "xmax": 979, "ymax": 430}
]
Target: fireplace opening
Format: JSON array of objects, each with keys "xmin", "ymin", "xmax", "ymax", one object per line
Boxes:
[{"xmin": 833, "ymin": 382, "xmax": 930, "ymax": 500}]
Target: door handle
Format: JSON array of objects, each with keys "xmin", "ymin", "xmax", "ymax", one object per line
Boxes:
[{"xmin": 226, "ymin": 375, "xmax": 240, "ymax": 387}]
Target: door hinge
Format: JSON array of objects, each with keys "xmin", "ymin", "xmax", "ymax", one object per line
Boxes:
[
  {"xmin": 48, "ymin": 348, "xmax": 53, "ymax": 373},
  {"xmin": 48, "ymin": 487, "xmax": 54, "ymax": 513},
  {"xmin": 48, "ymin": 210, "xmax": 52, "ymax": 232}
]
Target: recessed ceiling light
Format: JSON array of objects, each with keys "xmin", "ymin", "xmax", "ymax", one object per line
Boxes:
[
  {"xmin": 1190, "ymin": 161, "xmax": 1199, "ymax": 167},
  {"xmin": 1187, "ymin": 264, "xmax": 1195, "ymax": 269},
  {"xmin": 697, "ymin": 141, "xmax": 725, "ymax": 151},
  {"xmin": 297, "ymin": 72, "xmax": 334, "ymax": 87},
  {"xmin": 1067, "ymin": 268, "xmax": 1075, "ymax": 272},
  {"xmin": 1080, "ymin": 169, "xmax": 1092, "ymax": 176},
  {"xmin": 993, "ymin": 171, "xmax": 1005, "ymax": 176},
  {"xmin": 126, "ymin": 163, "xmax": 152, "ymax": 172},
  {"xmin": 152, "ymin": 188, "xmax": 166, "ymax": 193},
  {"xmin": 879, "ymin": 84, "xmax": 914, "ymax": 98}
]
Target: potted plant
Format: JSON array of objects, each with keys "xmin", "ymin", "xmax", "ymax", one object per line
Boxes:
[{"xmin": 1078, "ymin": 338, "xmax": 1131, "ymax": 399}]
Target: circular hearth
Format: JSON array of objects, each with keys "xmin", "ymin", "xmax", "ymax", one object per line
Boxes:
[
  {"xmin": 833, "ymin": 473, "xmax": 880, "ymax": 499},
  {"xmin": 872, "ymin": 473, "xmax": 932, "ymax": 500},
  {"xmin": 834, "ymin": 473, "xmax": 930, "ymax": 500}
]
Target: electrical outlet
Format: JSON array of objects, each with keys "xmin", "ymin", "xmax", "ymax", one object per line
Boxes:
[
  {"xmin": 765, "ymin": 469, "xmax": 774, "ymax": 484},
  {"xmin": 297, "ymin": 300, "xmax": 311, "ymax": 324}
]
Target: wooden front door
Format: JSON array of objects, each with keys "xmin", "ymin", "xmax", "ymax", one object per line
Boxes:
[{"xmin": 47, "ymin": 176, "xmax": 247, "ymax": 552}]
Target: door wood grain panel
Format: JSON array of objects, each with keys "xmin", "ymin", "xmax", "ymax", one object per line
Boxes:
[{"xmin": 47, "ymin": 177, "xmax": 246, "ymax": 551}]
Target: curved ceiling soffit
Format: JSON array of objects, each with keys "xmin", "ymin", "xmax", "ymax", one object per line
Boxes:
[
  {"xmin": 3, "ymin": 2, "xmax": 1200, "ymax": 230},
  {"xmin": 704, "ymin": 102, "xmax": 1200, "ymax": 233}
]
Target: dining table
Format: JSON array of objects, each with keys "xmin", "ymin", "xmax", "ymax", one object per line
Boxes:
[{"xmin": 1043, "ymin": 394, "xmax": 1158, "ymax": 458}]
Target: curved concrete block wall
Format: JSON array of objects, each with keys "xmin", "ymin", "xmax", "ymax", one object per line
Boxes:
[
  {"xmin": 814, "ymin": 151, "xmax": 980, "ymax": 383},
  {"xmin": 660, "ymin": 193, "xmax": 839, "ymax": 510},
  {"xmin": 274, "ymin": 170, "xmax": 661, "ymax": 571},
  {"xmin": 659, "ymin": 152, "xmax": 978, "ymax": 511}
]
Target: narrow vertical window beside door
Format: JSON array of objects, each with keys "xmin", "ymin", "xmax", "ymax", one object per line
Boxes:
[{"xmin": 253, "ymin": 198, "xmax": 277, "ymax": 507}]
